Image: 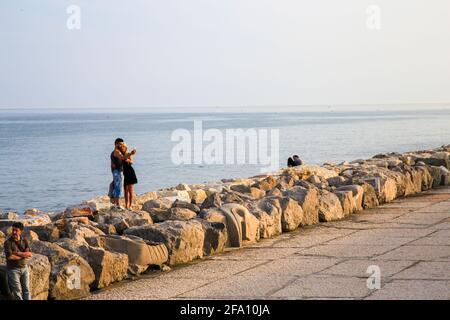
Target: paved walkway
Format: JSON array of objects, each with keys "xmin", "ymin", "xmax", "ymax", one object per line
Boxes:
[{"xmin": 87, "ymin": 187, "xmax": 450, "ymax": 300}]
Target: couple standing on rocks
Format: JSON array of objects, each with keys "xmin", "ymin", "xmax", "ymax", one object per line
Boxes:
[{"xmin": 109, "ymin": 138, "xmax": 138, "ymax": 209}]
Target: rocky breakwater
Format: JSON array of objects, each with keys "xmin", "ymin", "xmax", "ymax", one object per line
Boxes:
[{"xmin": 1, "ymin": 145, "xmax": 450, "ymax": 299}]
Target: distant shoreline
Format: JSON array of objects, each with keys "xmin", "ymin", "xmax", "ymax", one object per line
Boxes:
[{"xmin": 2, "ymin": 103, "xmax": 450, "ymax": 114}]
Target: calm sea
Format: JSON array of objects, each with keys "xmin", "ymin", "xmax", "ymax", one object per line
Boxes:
[{"xmin": 1, "ymin": 107, "xmax": 450, "ymax": 213}]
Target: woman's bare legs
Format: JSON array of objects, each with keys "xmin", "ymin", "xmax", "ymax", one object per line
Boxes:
[
  {"xmin": 128, "ymin": 184, "xmax": 135, "ymax": 209},
  {"xmin": 123, "ymin": 184, "xmax": 134, "ymax": 209},
  {"xmin": 124, "ymin": 185, "xmax": 129, "ymax": 209}
]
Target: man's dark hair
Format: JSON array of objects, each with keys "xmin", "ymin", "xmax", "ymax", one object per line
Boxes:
[
  {"xmin": 114, "ymin": 138, "xmax": 124, "ymax": 145},
  {"xmin": 12, "ymin": 222, "xmax": 24, "ymax": 230},
  {"xmin": 293, "ymin": 155, "xmax": 300, "ymax": 159}
]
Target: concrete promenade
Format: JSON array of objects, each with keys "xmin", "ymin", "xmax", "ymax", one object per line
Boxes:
[{"xmin": 87, "ymin": 187, "xmax": 450, "ymax": 300}]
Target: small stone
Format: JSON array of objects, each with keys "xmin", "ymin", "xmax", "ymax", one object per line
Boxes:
[
  {"xmin": 0, "ymin": 212, "xmax": 19, "ymax": 220},
  {"xmin": 175, "ymin": 183, "xmax": 191, "ymax": 191},
  {"xmin": 161, "ymin": 265, "xmax": 171, "ymax": 272}
]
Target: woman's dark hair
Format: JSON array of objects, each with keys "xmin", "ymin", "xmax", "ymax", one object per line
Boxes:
[
  {"xmin": 12, "ymin": 222, "xmax": 24, "ymax": 230},
  {"xmin": 287, "ymin": 157, "xmax": 294, "ymax": 167}
]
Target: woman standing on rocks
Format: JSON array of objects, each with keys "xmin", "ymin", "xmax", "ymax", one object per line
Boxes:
[{"xmin": 119, "ymin": 142, "xmax": 138, "ymax": 209}]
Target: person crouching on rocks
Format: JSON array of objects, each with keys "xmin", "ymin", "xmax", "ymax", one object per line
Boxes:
[
  {"xmin": 3, "ymin": 222, "xmax": 32, "ymax": 300},
  {"xmin": 287, "ymin": 155, "xmax": 303, "ymax": 167},
  {"xmin": 292, "ymin": 155, "xmax": 303, "ymax": 166},
  {"xmin": 119, "ymin": 142, "xmax": 138, "ymax": 210}
]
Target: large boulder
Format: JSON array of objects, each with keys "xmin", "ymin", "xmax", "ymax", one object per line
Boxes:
[
  {"xmin": 245, "ymin": 198, "xmax": 282, "ymax": 239},
  {"xmin": 355, "ymin": 172, "xmax": 397, "ymax": 203},
  {"xmin": 384, "ymin": 174, "xmax": 401, "ymax": 201},
  {"xmin": 335, "ymin": 185, "xmax": 364, "ymax": 212},
  {"xmin": 203, "ymin": 183, "xmax": 225, "ymax": 196},
  {"xmin": 279, "ymin": 197, "xmax": 304, "ymax": 231},
  {"xmin": 0, "ymin": 256, "xmax": 9, "ymax": 298},
  {"xmin": 230, "ymin": 184, "xmax": 250, "ymax": 194},
  {"xmin": 286, "ymin": 164, "xmax": 338, "ymax": 180},
  {"xmin": 79, "ymin": 195, "xmax": 114, "ymax": 212},
  {"xmin": 333, "ymin": 190, "xmax": 356, "ymax": 216},
  {"xmin": 416, "ymin": 166, "xmax": 433, "ymax": 190},
  {"xmin": 62, "ymin": 206, "xmax": 95, "ymax": 220},
  {"xmin": 175, "ymin": 183, "xmax": 191, "ymax": 191},
  {"xmin": 142, "ymin": 198, "xmax": 174, "ymax": 212},
  {"xmin": 391, "ymin": 168, "xmax": 420, "ymax": 197},
  {"xmin": 198, "ymin": 208, "xmax": 238, "ymax": 247},
  {"xmin": 95, "ymin": 223, "xmax": 117, "ymax": 235},
  {"xmin": 0, "ymin": 209, "xmax": 51, "ymax": 229},
  {"xmin": 24, "ymin": 229, "xmax": 40, "ymax": 242},
  {"xmin": 172, "ymin": 199, "xmax": 201, "ymax": 213},
  {"xmin": 249, "ymin": 187, "xmax": 266, "ymax": 200},
  {"xmin": 400, "ymin": 155, "xmax": 415, "ymax": 166},
  {"xmin": 415, "ymin": 154, "xmax": 450, "ymax": 170},
  {"xmin": 374, "ymin": 175, "xmax": 397, "ymax": 203},
  {"xmin": 428, "ymin": 165, "xmax": 450, "ymax": 187},
  {"xmin": 200, "ymin": 193, "xmax": 223, "ymax": 210},
  {"xmin": 61, "ymin": 222, "xmax": 105, "ymax": 242},
  {"xmin": 428, "ymin": 166, "xmax": 443, "ymax": 187},
  {"xmin": 408, "ymin": 168, "xmax": 423, "ymax": 195},
  {"xmin": 220, "ymin": 191, "xmax": 249, "ymax": 205},
  {"xmin": 267, "ymin": 188, "xmax": 283, "ymax": 197},
  {"xmin": 154, "ymin": 190, "xmax": 191, "ymax": 203},
  {"xmin": 283, "ymin": 186, "xmax": 320, "ymax": 226},
  {"xmin": 95, "ymin": 208, "xmax": 152, "ymax": 233},
  {"xmin": 56, "ymin": 238, "xmax": 128, "ymax": 289},
  {"xmin": 135, "ymin": 191, "xmax": 158, "ymax": 207},
  {"xmin": 28, "ymin": 254, "xmax": 52, "ymax": 300},
  {"xmin": 198, "ymin": 208, "xmax": 227, "ymax": 224},
  {"xmin": 263, "ymin": 197, "xmax": 304, "ymax": 232},
  {"xmin": 22, "ymin": 209, "xmax": 52, "ymax": 224},
  {"xmin": 87, "ymin": 234, "xmax": 168, "ymax": 275},
  {"xmin": 387, "ymin": 167, "xmax": 424, "ymax": 197},
  {"xmin": 0, "ymin": 212, "xmax": 19, "ymax": 220},
  {"xmin": 441, "ymin": 166, "xmax": 450, "ymax": 185},
  {"xmin": 219, "ymin": 203, "xmax": 260, "ymax": 245},
  {"xmin": 146, "ymin": 207, "xmax": 197, "ymax": 223},
  {"xmin": 0, "ymin": 253, "xmax": 51, "ymax": 300},
  {"xmin": 327, "ymin": 176, "xmax": 348, "ymax": 188},
  {"xmin": 307, "ymin": 175, "xmax": 322, "ymax": 185},
  {"xmin": 124, "ymin": 220, "xmax": 205, "ymax": 266},
  {"xmin": 252, "ymin": 176, "xmax": 278, "ymax": 191},
  {"xmin": 276, "ymin": 174, "xmax": 296, "ymax": 190},
  {"xmin": 145, "ymin": 208, "xmax": 170, "ymax": 223},
  {"xmin": 199, "ymin": 207, "xmax": 241, "ymax": 247},
  {"xmin": 195, "ymin": 219, "xmax": 227, "ymax": 255},
  {"xmin": 360, "ymin": 183, "xmax": 379, "ymax": 209},
  {"xmin": 27, "ymin": 224, "xmax": 60, "ymax": 242},
  {"xmin": 186, "ymin": 190, "xmax": 207, "ymax": 205},
  {"xmin": 30, "ymin": 241, "xmax": 95, "ymax": 300},
  {"xmin": 318, "ymin": 190, "xmax": 345, "ymax": 222}
]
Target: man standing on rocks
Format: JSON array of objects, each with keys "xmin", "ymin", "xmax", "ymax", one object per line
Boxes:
[
  {"xmin": 3, "ymin": 222, "xmax": 32, "ymax": 300},
  {"xmin": 109, "ymin": 138, "xmax": 136, "ymax": 206}
]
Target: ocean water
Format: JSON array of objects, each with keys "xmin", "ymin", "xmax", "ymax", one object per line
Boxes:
[{"xmin": 1, "ymin": 107, "xmax": 450, "ymax": 213}]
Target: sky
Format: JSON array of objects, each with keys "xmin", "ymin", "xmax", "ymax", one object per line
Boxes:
[{"xmin": 1, "ymin": 0, "xmax": 450, "ymax": 110}]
